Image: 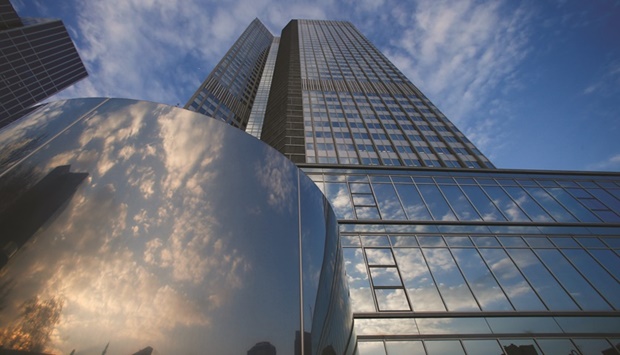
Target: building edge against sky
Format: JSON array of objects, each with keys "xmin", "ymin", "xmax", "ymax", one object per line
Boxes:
[{"xmin": 186, "ymin": 18, "xmax": 620, "ymax": 354}]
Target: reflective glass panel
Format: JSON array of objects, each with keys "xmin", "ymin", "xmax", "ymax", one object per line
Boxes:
[
  {"xmin": 373, "ymin": 183, "xmax": 407, "ymax": 220},
  {"xmin": 471, "ymin": 236, "xmax": 500, "ymax": 247},
  {"xmin": 562, "ymin": 249, "xmax": 620, "ymax": 309},
  {"xmin": 392, "ymin": 248, "xmax": 445, "ymax": 311},
  {"xmin": 358, "ymin": 341, "xmax": 386, "ymax": 355},
  {"xmin": 576, "ymin": 237, "xmax": 606, "ymax": 248},
  {"xmin": 375, "ymin": 289, "xmax": 410, "ymax": 311},
  {"xmin": 362, "ymin": 235, "xmax": 391, "ymax": 246},
  {"xmin": 524, "ymin": 237, "xmax": 553, "ymax": 248},
  {"xmin": 417, "ymin": 236, "xmax": 446, "ymax": 247},
  {"xmin": 460, "ymin": 185, "xmax": 506, "ymax": 221},
  {"xmin": 482, "ymin": 186, "xmax": 529, "ymax": 221},
  {"xmin": 394, "ymin": 184, "xmax": 432, "ymax": 220},
  {"xmin": 385, "ymin": 341, "xmax": 425, "ymax": 355},
  {"xmin": 424, "ymin": 340, "xmax": 465, "ymax": 354},
  {"xmin": 499, "ymin": 236, "xmax": 527, "ymax": 247},
  {"xmin": 551, "ymin": 237, "xmax": 579, "ymax": 248},
  {"xmin": 366, "ymin": 248, "xmax": 395, "ymax": 265},
  {"xmin": 439, "ymin": 185, "xmax": 482, "ymax": 221},
  {"xmin": 452, "ymin": 248, "xmax": 513, "ymax": 310},
  {"xmin": 444, "ymin": 236, "xmax": 473, "ymax": 247},
  {"xmin": 546, "ymin": 187, "xmax": 601, "ymax": 222},
  {"xmin": 508, "ymin": 248, "xmax": 579, "ymax": 310},
  {"xmin": 423, "ymin": 249, "xmax": 479, "ymax": 311},
  {"xmin": 417, "ymin": 317, "xmax": 490, "ymax": 334},
  {"xmin": 498, "ymin": 339, "xmax": 542, "ymax": 354},
  {"xmin": 389, "ymin": 235, "xmax": 418, "ymax": 247},
  {"xmin": 587, "ymin": 188, "xmax": 620, "ymax": 211},
  {"xmin": 417, "ymin": 185, "xmax": 457, "ymax": 221},
  {"xmin": 355, "ymin": 318, "xmax": 418, "ymax": 335},
  {"xmin": 356, "ymin": 206, "xmax": 381, "ymax": 219},
  {"xmin": 525, "ymin": 187, "xmax": 577, "ymax": 222},
  {"xmin": 342, "ymin": 248, "xmax": 374, "ymax": 312},
  {"xmin": 462, "ymin": 340, "xmax": 503, "ymax": 355},
  {"xmin": 572, "ymin": 339, "xmax": 616, "ymax": 354},
  {"xmin": 370, "ymin": 267, "xmax": 402, "ymax": 287},
  {"xmin": 535, "ymin": 339, "xmax": 580, "ymax": 355},
  {"xmin": 478, "ymin": 249, "xmax": 545, "ymax": 310},
  {"xmin": 487, "ymin": 317, "xmax": 562, "ymax": 334},
  {"xmin": 350, "ymin": 183, "xmax": 372, "ymax": 193},
  {"xmin": 325, "ymin": 182, "xmax": 354, "ymax": 219},
  {"xmin": 555, "ymin": 317, "xmax": 620, "ymax": 333},
  {"xmin": 590, "ymin": 249, "xmax": 620, "ymax": 280},
  {"xmin": 504, "ymin": 186, "xmax": 553, "ymax": 222},
  {"xmin": 341, "ymin": 235, "xmax": 361, "ymax": 246},
  {"xmin": 542, "ymin": 246, "xmax": 617, "ymax": 312}
]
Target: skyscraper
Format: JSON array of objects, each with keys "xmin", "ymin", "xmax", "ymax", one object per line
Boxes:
[
  {"xmin": 186, "ymin": 19, "xmax": 620, "ymax": 354},
  {"xmin": 0, "ymin": 0, "xmax": 87, "ymax": 127}
]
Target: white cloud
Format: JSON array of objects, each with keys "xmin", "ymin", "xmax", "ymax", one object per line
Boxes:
[{"xmin": 587, "ymin": 153, "xmax": 620, "ymax": 172}]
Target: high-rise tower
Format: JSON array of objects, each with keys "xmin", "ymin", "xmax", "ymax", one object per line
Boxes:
[
  {"xmin": 186, "ymin": 19, "xmax": 620, "ymax": 354},
  {"xmin": 0, "ymin": 0, "xmax": 87, "ymax": 127}
]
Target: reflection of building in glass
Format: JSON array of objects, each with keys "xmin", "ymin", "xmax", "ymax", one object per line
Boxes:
[
  {"xmin": 186, "ymin": 19, "xmax": 620, "ymax": 354},
  {"xmin": 247, "ymin": 341, "xmax": 276, "ymax": 355},
  {"xmin": 0, "ymin": 0, "xmax": 87, "ymax": 128}
]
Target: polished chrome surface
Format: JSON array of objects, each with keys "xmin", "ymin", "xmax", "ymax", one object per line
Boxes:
[{"xmin": 0, "ymin": 99, "xmax": 353, "ymax": 354}]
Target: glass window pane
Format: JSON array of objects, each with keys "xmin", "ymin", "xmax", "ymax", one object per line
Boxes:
[
  {"xmin": 507, "ymin": 249, "xmax": 579, "ymax": 310},
  {"xmin": 341, "ymin": 235, "xmax": 360, "ymax": 246},
  {"xmin": 587, "ymin": 188, "xmax": 620, "ymax": 211},
  {"xmin": 482, "ymin": 186, "xmax": 529, "ymax": 221},
  {"xmin": 362, "ymin": 235, "xmax": 390, "ymax": 246},
  {"xmin": 385, "ymin": 341, "xmax": 425, "ymax": 355},
  {"xmin": 471, "ymin": 236, "xmax": 500, "ymax": 247},
  {"xmin": 478, "ymin": 249, "xmax": 546, "ymax": 310},
  {"xmin": 524, "ymin": 237, "xmax": 553, "ymax": 248},
  {"xmin": 373, "ymin": 183, "xmax": 407, "ymax": 220},
  {"xmin": 562, "ymin": 249, "xmax": 620, "ymax": 309},
  {"xmin": 572, "ymin": 339, "xmax": 616, "ymax": 354},
  {"xmin": 394, "ymin": 184, "xmax": 432, "ymax": 220},
  {"xmin": 439, "ymin": 185, "xmax": 482, "ymax": 221},
  {"xmin": 366, "ymin": 248, "xmax": 395, "ymax": 265},
  {"xmin": 375, "ymin": 289, "xmax": 410, "ymax": 311},
  {"xmin": 535, "ymin": 339, "xmax": 580, "ymax": 355},
  {"xmin": 452, "ymin": 248, "xmax": 513, "ymax": 310},
  {"xmin": 355, "ymin": 318, "xmax": 418, "ymax": 336},
  {"xmin": 353, "ymin": 194, "xmax": 376, "ymax": 205},
  {"xmin": 499, "ymin": 236, "xmax": 527, "ymax": 247},
  {"xmin": 590, "ymin": 249, "xmax": 620, "ymax": 280},
  {"xmin": 342, "ymin": 248, "xmax": 374, "ymax": 312},
  {"xmin": 417, "ymin": 184, "xmax": 457, "ymax": 221},
  {"xmin": 358, "ymin": 341, "xmax": 386, "ymax": 355},
  {"xmin": 551, "ymin": 237, "xmax": 579, "ymax": 248},
  {"xmin": 424, "ymin": 340, "xmax": 465, "ymax": 355},
  {"xmin": 350, "ymin": 182, "xmax": 372, "ymax": 193},
  {"xmin": 461, "ymin": 185, "xmax": 506, "ymax": 221},
  {"xmin": 356, "ymin": 206, "xmax": 381, "ymax": 219},
  {"xmin": 462, "ymin": 340, "xmax": 503, "ymax": 355},
  {"xmin": 370, "ymin": 267, "xmax": 402, "ymax": 287},
  {"xmin": 392, "ymin": 248, "xmax": 445, "ymax": 311},
  {"xmin": 547, "ymin": 187, "xmax": 601, "ymax": 222},
  {"xmin": 555, "ymin": 316, "xmax": 620, "ymax": 333},
  {"xmin": 417, "ymin": 236, "xmax": 446, "ymax": 247},
  {"xmin": 423, "ymin": 248, "xmax": 479, "ymax": 311},
  {"xmin": 498, "ymin": 339, "xmax": 542, "ymax": 354},
  {"xmin": 417, "ymin": 317, "xmax": 490, "ymax": 334},
  {"xmin": 504, "ymin": 186, "xmax": 553, "ymax": 222},
  {"xmin": 602, "ymin": 238, "xmax": 620, "ymax": 248},
  {"xmin": 536, "ymin": 249, "xmax": 611, "ymax": 310},
  {"xmin": 324, "ymin": 182, "xmax": 354, "ymax": 219},
  {"xmin": 390, "ymin": 235, "xmax": 418, "ymax": 247},
  {"xmin": 525, "ymin": 187, "xmax": 577, "ymax": 222},
  {"xmin": 445, "ymin": 236, "xmax": 473, "ymax": 247},
  {"xmin": 576, "ymin": 237, "xmax": 605, "ymax": 248}
]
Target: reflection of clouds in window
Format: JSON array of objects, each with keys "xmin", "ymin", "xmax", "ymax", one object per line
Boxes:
[
  {"xmin": 255, "ymin": 148, "xmax": 294, "ymax": 214},
  {"xmin": 355, "ymin": 318, "xmax": 418, "ymax": 336}
]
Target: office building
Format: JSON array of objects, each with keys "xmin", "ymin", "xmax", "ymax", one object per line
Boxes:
[
  {"xmin": 186, "ymin": 19, "xmax": 620, "ymax": 354},
  {"xmin": 0, "ymin": 0, "xmax": 87, "ymax": 127}
]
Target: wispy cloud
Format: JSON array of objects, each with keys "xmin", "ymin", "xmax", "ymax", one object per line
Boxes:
[
  {"xmin": 587, "ymin": 153, "xmax": 620, "ymax": 172},
  {"xmin": 381, "ymin": 0, "xmax": 533, "ymax": 155}
]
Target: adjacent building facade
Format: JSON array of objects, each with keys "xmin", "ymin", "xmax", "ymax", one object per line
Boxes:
[
  {"xmin": 0, "ymin": 0, "xmax": 87, "ymax": 128},
  {"xmin": 187, "ymin": 19, "xmax": 620, "ymax": 354}
]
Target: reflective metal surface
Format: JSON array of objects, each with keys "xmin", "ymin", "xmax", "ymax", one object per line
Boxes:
[{"xmin": 0, "ymin": 99, "xmax": 353, "ymax": 354}]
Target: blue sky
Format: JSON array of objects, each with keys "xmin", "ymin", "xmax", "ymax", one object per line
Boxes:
[{"xmin": 12, "ymin": 0, "xmax": 620, "ymax": 172}]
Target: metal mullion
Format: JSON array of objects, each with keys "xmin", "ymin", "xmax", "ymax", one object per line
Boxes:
[
  {"xmin": 445, "ymin": 246, "xmax": 483, "ymax": 311},
  {"xmin": 472, "ymin": 245, "xmax": 518, "ymax": 311},
  {"xmin": 417, "ymin": 246, "xmax": 450, "ymax": 312}
]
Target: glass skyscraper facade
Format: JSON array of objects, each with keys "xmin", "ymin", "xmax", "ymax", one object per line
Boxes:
[
  {"xmin": 186, "ymin": 19, "xmax": 620, "ymax": 354},
  {"xmin": 0, "ymin": 0, "xmax": 87, "ymax": 128}
]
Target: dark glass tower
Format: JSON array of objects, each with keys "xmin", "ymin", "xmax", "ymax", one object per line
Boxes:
[
  {"xmin": 0, "ymin": 0, "xmax": 87, "ymax": 127},
  {"xmin": 187, "ymin": 19, "xmax": 620, "ymax": 354}
]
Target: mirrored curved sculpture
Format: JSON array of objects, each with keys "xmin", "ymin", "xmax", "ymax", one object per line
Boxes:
[{"xmin": 0, "ymin": 98, "xmax": 355, "ymax": 355}]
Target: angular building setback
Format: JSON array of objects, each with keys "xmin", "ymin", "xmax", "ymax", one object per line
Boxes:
[
  {"xmin": 0, "ymin": 0, "xmax": 87, "ymax": 128},
  {"xmin": 187, "ymin": 19, "xmax": 620, "ymax": 354}
]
